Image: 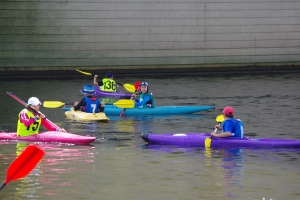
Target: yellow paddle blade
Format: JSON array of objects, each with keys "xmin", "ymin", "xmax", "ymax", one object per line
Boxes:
[
  {"xmin": 76, "ymin": 69, "xmax": 92, "ymax": 76},
  {"xmin": 216, "ymin": 114, "xmax": 224, "ymax": 123},
  {"xmin": 113, "ymin": 99, "xmax": 134, "ymax": 108},
  {"xmin": 122, "ymin": 84, "xmax": 136, "ymax": 93},
  {"xmin": 205, "ymin": 138, "xmax": 211, "ymax": 148},
  {"xmin": 43, "ymin": 101, "xmax": 65, "ymax": 108}
]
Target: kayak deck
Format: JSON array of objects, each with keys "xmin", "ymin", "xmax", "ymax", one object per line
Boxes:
[
  {"xmin": 65, "ymin": 108, "xmax": 110, "ymax": 122},
  {"xmin": 0, "ymin": 132, "xmax": 96, "ymax": 144},
  {"xmin": 103, "ymin": 105, "xmax": 216, "ymax": 115},
  {"xmin": 141, "ymin": 132, "xmax": 300, "ymax": 148},
  {"xmin": 63, "ymin": 105, "xmax": 215, "ymax": 115}
]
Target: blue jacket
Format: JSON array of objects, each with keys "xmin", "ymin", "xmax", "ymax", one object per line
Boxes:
[
  {"xmin": 222, "ymin": 118, "xmax": 244, "ymax": 138},
  {"xmin": 74, "ymin": 96, "xmax": 104, "ymax": 113},
  {"xmin": 83, "ymin": 96, "xmax": 100, "ymax": 113}
]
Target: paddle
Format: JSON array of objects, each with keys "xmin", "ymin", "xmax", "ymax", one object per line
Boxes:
[
  {"xmin": 113, "ymin": 99, "xmax": 135, "ymax": 109},
  {"xmin": 204, "ymin": 115, "xmax": 225, "ymax": 148},
  {"xmin": 43, "ymin": 101, "xmax": 75, "ymax": 108},
  {"xmin": 134, "ymin": 81, "xmax": 141, "ymax": 92},
  {"xmin": 6, "ymin": 92, "xmax": 62, "ymax": 130},
  {"xmin": 0, "ymin": 144, "xmax": 45, "ymax": 191},
  {"xmin": 119, "ymin": 81, "xmax": 141, "ymax": 116},
  {"xmin": 76, "ymin": 69, "xmax": 136, "ymax": 93}
]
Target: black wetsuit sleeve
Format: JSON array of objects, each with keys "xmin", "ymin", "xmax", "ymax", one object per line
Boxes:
[
  {"xmin": 74, "ymin": 98, "xmax": 85, "ymax": 110},
  {"xmin": 99, "ymin": 106, "xmax": 105, "ymax": 112}
]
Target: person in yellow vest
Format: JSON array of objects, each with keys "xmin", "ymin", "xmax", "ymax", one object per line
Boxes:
[
  {"xmin": 17, "ymin": 97, "xmax": 66, "ymax": 137},
  {"xmin": 93, "ymin": 71, "xmax": 117, "ymax": 92}
]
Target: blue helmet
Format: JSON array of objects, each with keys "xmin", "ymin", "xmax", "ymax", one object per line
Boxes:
[
  {"xmin": 139, "ymin": 82, "xmax": 149, "ymax": 93},
  {"xmin": 105, "ymin": 71, "xmax": 114, "ymax": 78},
  {"xmin": 140, "ymin": 82, "xmax": 148, "ymax": 86}
]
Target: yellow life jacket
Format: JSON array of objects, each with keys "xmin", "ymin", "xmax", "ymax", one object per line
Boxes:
[
  {"xmin": 100, "ymin": 78, "xmax": 116, "ymax": 92},
  {"xmin": 17, "ymin": 109, "xmax": 41, "ymax": 137}
]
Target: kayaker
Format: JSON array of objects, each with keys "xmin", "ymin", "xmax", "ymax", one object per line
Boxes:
[
  {"xmin": 131, "ymin": 82, "xmax": 155, "ymax": 108},
  {"xmin": 211, "ymin": 106, "xmax": 244, "ymax": 138},
  {"xmin": 17, "ymin": 97, "xmax": 66, "ymax": 137},
  {"xmin": 93, "ymin": 71, "xmax": 117, "ymax": 92},
  {"xmin": 74, "ymin": 85, "xmax": 105, "ymax": 113}
]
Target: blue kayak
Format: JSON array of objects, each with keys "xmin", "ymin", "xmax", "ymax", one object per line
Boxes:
[{"xmin": 63, "ymin": 105, "xmax": 215, "ymax": 115}]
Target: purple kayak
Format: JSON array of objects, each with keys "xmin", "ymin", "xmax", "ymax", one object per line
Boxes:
[
  {"xmin": 141, "ymin": 132, "xmax": 300, "ymax": 148},
  {"xmin": 93, "ymin": 86, "xmax": 131, "ymax": 98}
]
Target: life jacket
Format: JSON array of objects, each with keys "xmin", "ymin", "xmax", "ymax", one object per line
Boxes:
[
  {"xmin": 17, "ymin": 109, "xmax": 41, "ymax": 137},
  {"xmin": 82, "ymin": 96, "xmax": 100, "ymax": 113},
  {"xmin": 222, "ymin": 118, "xmax": 244, "ymax": 138},
  {"xmin": 100, "ymin": 78, "xmax": 116, "ymax": 92},
  {"xmin": 138, "ymin": 93, "xmax": 155, "ymax": 108}
]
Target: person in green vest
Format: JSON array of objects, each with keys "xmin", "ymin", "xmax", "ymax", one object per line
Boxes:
[
  {"xmin": 17, "ymin": 97, "xmax": 66, "ymax": 137},
  {"xmin": 131, "ymin": 82, "xmax": 155, "ymax": 108},
  {"xmin": 93, "ymin": 71, "xmax": 117, "ymax": 92}
]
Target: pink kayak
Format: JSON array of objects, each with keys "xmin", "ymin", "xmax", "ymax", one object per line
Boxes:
[{"xmin": 0, "ymin": 131, "xmax": 96, "ymax": 144}]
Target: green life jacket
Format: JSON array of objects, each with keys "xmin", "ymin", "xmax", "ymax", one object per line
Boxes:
[
  {"xmin": 17, "ymin": 109, "xmax": 41, "ymax": 137},
  {"xmin": 100, "ymin": 78, "xmax": 117, "ymax": 92}
]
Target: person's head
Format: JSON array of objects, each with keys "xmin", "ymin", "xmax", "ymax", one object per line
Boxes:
[
  {"xmin": 105, "ymin": 71, "xmax": 114, "ymax": 79},
  {"xmin": 28, "ymin": 97, "xmax": 41, "ymax": 111},
  {"xmin": 81, "ymin": 85, "xmax": 95, "ymax": 96},
  {"xmin": 222, "ymin": 106, "xmax": 234, "ymax": 118},
  {"xmin": 139, "ymin": 82, "xmax": 149, "ymax": 93}
]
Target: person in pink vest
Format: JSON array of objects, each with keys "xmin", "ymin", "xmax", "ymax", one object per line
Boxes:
[{"xmin": 17, "ymin": 97, "xmax": 66, "ymax": 137}]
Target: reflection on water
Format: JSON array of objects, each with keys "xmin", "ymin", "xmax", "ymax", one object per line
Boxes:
[
  {"xmin": 142, "ymin": 144, "xmax": 245, "ymax": 199},
  {"xmin": 110, "ymin": 114, "xmax": 209, "ymax": 134},
  {"xmin": 143, "ymin": 144, "xmax": 300, "ymax": 200},
  {"xmin": 0, "ymin": 142, "xmax": 95, "ymax": 199},
  {"xmin": 205, "ymin": 147, "xmax": 244, "ymax": 199}
]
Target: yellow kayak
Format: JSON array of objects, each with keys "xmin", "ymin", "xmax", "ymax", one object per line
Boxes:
[{"xmin": 65, "ymin": 108, "xmax": 110, "ymax": 122}]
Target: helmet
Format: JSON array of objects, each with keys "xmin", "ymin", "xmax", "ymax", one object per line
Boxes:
[
  {"xmin": 140, "ymin": 82, "xmax": 148, "ymax": 86},
  {"xmin": 105, "ymin": 71, "xmax": 114, "ymax": 78},
  {"xmin": 223, "ymin": 106, "xmax": 234, "ymax": 116}
]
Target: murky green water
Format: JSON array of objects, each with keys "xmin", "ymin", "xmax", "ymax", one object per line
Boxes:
[{"xmin": 0, "ymin": 74, "xmax": 300, "ymax": 199}]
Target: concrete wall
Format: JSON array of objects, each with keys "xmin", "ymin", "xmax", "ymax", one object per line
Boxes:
[{"xmin": 0, "ymin": 0, "xmax": 300, "ymax": 71}]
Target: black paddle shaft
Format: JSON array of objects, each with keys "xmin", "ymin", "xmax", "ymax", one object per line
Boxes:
[
  {"xmin": 6, "ymin": 92, "xmax": 61, "ymax": 129},
  {"xmin": 0, "ymin": 182, "xmax": 6, "ymax": 191},
  {"xmin": 6, "ymin": 92, "xmax": 41, "ymax": 116}
]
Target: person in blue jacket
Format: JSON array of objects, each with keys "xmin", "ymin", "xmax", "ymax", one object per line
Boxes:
[
  {"xmin": 74, "ymin": 85, "xmax": 105, "ymax": 113},
  {"xmin": 131, "ymin": 82, "xmax": 155, "ymax": 108},
  {"xmin": 211, "ymin": 106, "xmax": 244, "ymax": 138}
]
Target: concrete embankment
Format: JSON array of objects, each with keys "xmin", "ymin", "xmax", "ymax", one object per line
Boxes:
[
  {"xmin": 1, "ymin": 64, "xmax": 300, "ymax": 80},
  {"xmin": 1, "ymin": 0, "xmax": 300, "ymax": 79}
]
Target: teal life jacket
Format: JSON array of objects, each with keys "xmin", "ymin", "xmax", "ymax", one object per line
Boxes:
[{"xmin": 139, "ymin": 93, "xmax": 155, "ymax": 108}]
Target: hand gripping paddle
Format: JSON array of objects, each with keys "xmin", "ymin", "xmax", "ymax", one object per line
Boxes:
[{"xmin": 205, "ymin": 115, "xmax": 225, "ymax": 148}]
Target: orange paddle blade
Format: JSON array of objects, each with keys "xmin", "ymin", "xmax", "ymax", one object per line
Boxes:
[
  {"xmin": 4, "ymin": 144, "xmax": 44, "ymax": 185},
  {"xmin": 135, "ymin": 81, "xmax": 141, "ymax": 91}
]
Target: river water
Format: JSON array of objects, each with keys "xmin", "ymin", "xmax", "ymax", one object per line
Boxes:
[{"xmin": 0, "ymin": 74, "xmax": 299, "ymax": 200}]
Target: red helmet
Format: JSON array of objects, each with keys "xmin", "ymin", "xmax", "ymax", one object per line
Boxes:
[{"xmin": 223, "ymin": 106, "xmax": 234, "ymax": 116}]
